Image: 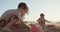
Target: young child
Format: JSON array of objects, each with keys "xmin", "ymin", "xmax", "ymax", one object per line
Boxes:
[
  {"xmin": 0, "ymin": 2, "xmax": 29, "ymax": 32},
  {"xmin": 37, "ymin": 13, "xmax": 48, "ymax": 32},
  {"xmin": 37, "ymin": 13, "xmax": 47, "ymax": 27}
]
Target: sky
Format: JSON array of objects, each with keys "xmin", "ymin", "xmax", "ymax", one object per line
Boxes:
[{"xmin": 0, "ymin": 0, "xmax": 60, "ymax": 22}]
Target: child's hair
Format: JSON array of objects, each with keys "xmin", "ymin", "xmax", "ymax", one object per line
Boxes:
[
  {"xmin": 40, "ymin": 13, "xmax": 44, "ymax": 17},
  {"xmin": 18, "ymin": 2, "xmax": 28, "ymax": 9}
]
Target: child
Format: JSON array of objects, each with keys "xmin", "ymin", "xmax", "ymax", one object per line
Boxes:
[{"xmin": 0, "ymin": 2, "xmax": 29, "ymax": 32}]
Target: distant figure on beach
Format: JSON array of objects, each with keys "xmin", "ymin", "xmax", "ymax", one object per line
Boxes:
[
  {"xmin": 37, "ymin": 13, "xmax": 47, "ymax": 27},
  {"xmin": 0, "ymin": 2, "xmax": 29, "ymax": 32},
  {"xmin": 37, "ymin": 13, "xmax": 48, "ymax": 32}
]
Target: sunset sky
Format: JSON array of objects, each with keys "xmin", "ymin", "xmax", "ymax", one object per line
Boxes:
[{"xmin": 0, "ymin": 0, "xmax": 60, "ymax": 22}]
